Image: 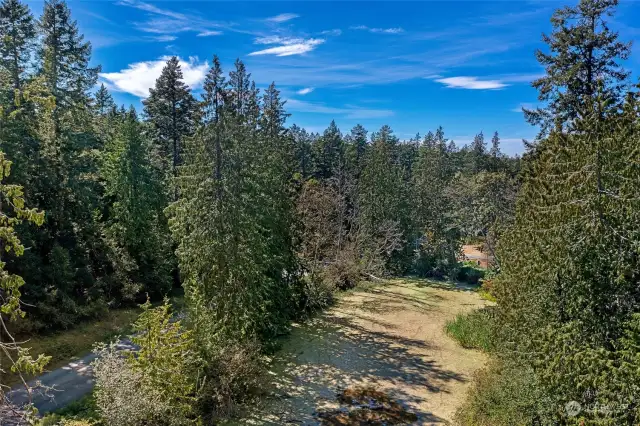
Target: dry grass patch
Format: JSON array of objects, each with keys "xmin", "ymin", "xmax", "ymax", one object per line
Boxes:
[{"xmin": 1, "ymin": 307, "xmax": 140, "ymax": 387}]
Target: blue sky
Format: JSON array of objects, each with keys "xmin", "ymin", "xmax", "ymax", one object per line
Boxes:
[{"xmin": 33, "ymin": 0, "xmax": 640, "ymax": 155}]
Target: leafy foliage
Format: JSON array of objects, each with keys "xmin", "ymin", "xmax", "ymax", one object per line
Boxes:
[
  {"xmin": 524, "ymin": 0, "xmax": 630, "ymax": 137},
  {"xmin": 94, "ymin": 300, "xmax": 201, "ymax": 426},
  {"xmin": 0, "ymin": 150, "xmax": 49, "ymax": 419},
  {"xmin": 460, "ymin": 1, "xmax": 640, "ymax": 424}
]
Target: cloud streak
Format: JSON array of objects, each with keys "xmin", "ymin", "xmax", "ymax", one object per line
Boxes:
[
  {"xmin": 118, "ymin": 0, "xmax": 230, "ymax": 37},
  {"xmin": 286, "ymin": 98, "xmax": 393, "ymax": 119},
  {"xmin": 148, "ymin": 35, "xmax": 177, "ymax": 42},
  {"xmin": 297, "ymin": 87, "xmax": 314, "ymax": 95},
  {"xmin": 197, "ymin": 30, "xmax": 222, "ymax": 37},
  {"xmin": 249, "ymin": 38, "xmax": 324, "ymax": 57},
  {"xmin": 351, "ymin": 25, "xmax": 404, "ymax": 34},
  {"xmin": 435, "ymin": 76, "xmax": 507, "ymax": 90},
  {"xmin": 320, "ymin": 29, "xmax": 342, "ymax": 36},
  {"xmin": 255, "ymin": 36, "xmax": 303, "ymax": 45},
  {"xmin": 266, "ymin": 13, "xmax": 300, "ymax": 23},
  {"xmin": 100, "ymin": 56, "xmax": 209, "ymax": 98}
]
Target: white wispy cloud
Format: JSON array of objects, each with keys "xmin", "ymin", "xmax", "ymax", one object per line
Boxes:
[
  {"xmin": 100, "ymin": 56, "xmax": 209, "ymax": 98},
  {"xmin": 82, "ymin": 11, "xmax": 117, "ymax": 25},
  {"xmin": 255, "ymin": 36, "xmax": 303, "ymax": 45},
  {"xmin": 350, "ymin": 25, "xmax": 404, "ymax": 34},
  {"xmin": 245, "ymin": 19, "xmax": 529, "ymax": 90},
  {"xmin": 118, "ymin": 0, "xmax": 229, "ymax": 37},
  {"xmin": 297, "ymin": 87, "xmax": 314, "ymax": 95},
  {"xmin": 197, "ymin": 30, "xmax": 222, "ymax": 37},
  {"xmin": 286, "ymin": 98, "xmax": 393, "ymax": 119},
  {"xmin": 118, "ymin": 0, "xmax": 186, "ymax": 20},
  {"xmin": 148, "ymin": 35, "xmax": 177, "ymax": 42},
  {"xmin": 266, "ymin": 13, "xmax": 299, "ymax": 23},
  {"xmin": 320, "ymin": 29, "xmax": 342, "ymax": 36},
  {"xmin": 249, "ymin": 38, "xmax": 324, "ymax": 57},
  {"xmin": 435, "ymin": 76, "xmax": 507, "ymax": 90}
]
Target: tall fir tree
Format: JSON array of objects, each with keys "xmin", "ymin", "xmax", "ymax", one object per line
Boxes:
[
  {"xmin": 227, "ymin": 58, "xmax": 253, "ymax": 118},
  {"xmin": 170, "ymin": 59, "xmax": 293, "ymax": 350},
  {"xmin": 524, "ymin": 0, "xmax": 631, "ymax": 137},
  {"xmin": 102, "ymin": 107, "xmax": 172, "ymax": 299},
  {"xmin": 312, "ymin": 120, "xmax": 343, "ymax": 180},
  {"xmin": 495, "ymin": 97, "xmax": 640, "ymax": 423},
  {"xmin": 345, "ymin": 124, "xmax": 368, "ymax": 181},
  {"xmin": 0, "ymin": 0, "xmax": 35, "ymax": 95},
  {"xmin": 200, "ymin": 55, "xmax": 225, "ymax": 202},
  {"xmin": 94, "ymin": 84, "xmax": 115, "ymax": 117},
  {"xmin": 469, "ymin": 131, "xmax": 487, "ymax": 173},
  {"xmin": 412, "ymin": 127, "xmax": 460, "ymax": 277},
  {"xmin": 259, "ymin": 82, "xmax": 301, "ymax": 327},
  {"xmin": 143, "ymin": 56, "xmax": 197, "ymax": 200},
  {"xmin": 290, "ymin": 124, "xmax": 313, "ymax": 179},
  {"xmin": 38, "ymin": 0, "xmax": 99, "ymax": 117},
  {"xmin": 358, "ymin": 125, "xmax": 408, "ymax": 271}
]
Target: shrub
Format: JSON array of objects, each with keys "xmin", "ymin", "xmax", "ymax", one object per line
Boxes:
[
  {"xmin": 197, "ymin": 340, "xmax": 266, "ymax": 421},
  {"xmin": 455, "ymin": 261, "xmax": 485, "ymax": 285},
  {"xmin": 455, "ymin": 359, "xmax": 547, "ymax": 426},
  {"xmin": 92, "ymin": 344, "xmax": 159, "ymax": 426},
  {"xmin": 445, "ymin": 307, "xmax": 496, "ymax": 352},
  {"xmin": 478, "ymin": 268, "xmax": 497, "ymax": 301},
  {"xmin": 39, "ymin": 419, "xmax": 95, "ymax": 426},
  {"xmin": 300, "ymin": 272, "xmax": 335, "ymax": 313},
  {"xmin": 93, "ymin": 300, "xmax": 202, "ymax": 426},
  {"xmin": 413, "ymin": 233, "xmax": 461, "ymax": 279}
]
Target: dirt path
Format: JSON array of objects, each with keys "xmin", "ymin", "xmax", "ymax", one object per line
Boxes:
[{"xmin": 231, "ymin": 278, "xmax": 489, "ymax": 425}]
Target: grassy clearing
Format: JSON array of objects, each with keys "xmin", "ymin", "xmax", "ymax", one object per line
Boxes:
[
  {"xmin": 445, "ymin": 307, "xmax": 496, "ymax": 352},
  {"xmin": 2, "ymin": 291, "xmax": 184, "ymax": 387},
  {"xmin": 1, "ymin": 307, "xmax": 141, "ymax": 387}
]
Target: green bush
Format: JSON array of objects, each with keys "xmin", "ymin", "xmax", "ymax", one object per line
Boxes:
[
  {"xmin": 93, "ymin": 300, "xmax": 203, "ymax": 426},
  {"xmin": 413, "ymin": 236, "xmax": 461, "ymax": 280},
  {"xmin": 455, "ymin": 261, "xmax": 485, "ymax": 285},
  {"xmin": 445, "ymin": 307, "xmax": 496, "ymax": 352},
  {"xmin": 300, "ymin": 273, "xmax": 335, "ymax": 313},
  {"xmin": 196, "ymin": 340, "xmax": 266, "ymax": 420},
  {"xmin": 455, "ymin": 359, "xmax": 547, "ymax": 426},
  {"xmin": 39, "ymin": 394, "xmax": 100, "ymax": 425}
]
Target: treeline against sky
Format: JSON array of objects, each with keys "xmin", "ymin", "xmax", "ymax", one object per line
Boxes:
[{"xmin": 0, "ymin": 0, "xmax": 517, "ymax": 334}]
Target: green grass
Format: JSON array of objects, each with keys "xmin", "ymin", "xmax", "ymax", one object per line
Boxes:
[
  {"xmin": 39, "ymin": 393, "xmax": 101, "ymax": 425},
  {"xmin": 478, "ymin": 289, "xmax": 497, "ymax": 302},
  {"xmin": 2, "ymin": 307, "xmax": 141, "ymax": 387},
  {"xmin": 2, "ymin": 291, "xmax": 184, "ymax": 387},
  {"xmin": 445, "ymin": 307, "xmax": 496, "ymax": 352}
]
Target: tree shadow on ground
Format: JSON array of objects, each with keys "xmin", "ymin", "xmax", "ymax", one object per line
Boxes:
[
  {"xmin": 237, "ymin": 312, "xmax": 465, "ymax": 425},
  {"xmin": 392, "ymin": 277, "xmax": 481, "ymax": 293}
]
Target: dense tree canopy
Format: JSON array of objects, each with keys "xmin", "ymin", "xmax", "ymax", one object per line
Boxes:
[{"xmin": 2, "ymin": 0, "xmax": 638, "ymax": 424}]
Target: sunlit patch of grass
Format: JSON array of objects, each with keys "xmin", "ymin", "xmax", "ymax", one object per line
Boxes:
[
  {"xmin": 2, "ymin": 293, "xmax": 184, "ymax": 387},
  {"xmin": 478, "ymin": 290, "xmax": 497, "ymax": 302},
  {"xmin": 445, "ymin": 307, "xmax": 496, "ymax": 352},
  {"xmin": 1, "ymin": 307, "xmax": 140, "ymax": 387}
]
